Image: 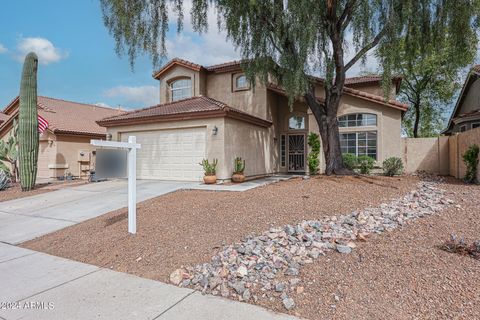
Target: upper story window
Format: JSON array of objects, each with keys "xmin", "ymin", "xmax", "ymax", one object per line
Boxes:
[
  {"xmin": 233, "ymin": 73, "xmax": 250, "ymax": 91},
  {"xmin": 170, "ymin": 78, "xmax": 192, "ymax": 101},
  {"xmin": 289, "ymin": 115, "xmax": 306, "ymax": 130},
  {"xmin": 338, "ymin": 113, "xmax": 377, "ymax": 127}
]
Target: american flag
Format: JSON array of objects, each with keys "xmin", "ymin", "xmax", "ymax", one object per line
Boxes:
[{"xmin": 38, "ymin": 114, "xmax": 49, "ymax": 133}]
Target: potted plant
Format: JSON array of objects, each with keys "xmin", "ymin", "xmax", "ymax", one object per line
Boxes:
[
  {"xmin": 232, "ymin": 157, "xmax": 246, "ymax": 183},
  {"xmin": 199, "ymin": 159, "xmax": 218, "ymax": 184}
]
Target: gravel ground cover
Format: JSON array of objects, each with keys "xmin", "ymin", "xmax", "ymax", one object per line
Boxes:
[
  {"xmin": 0, "ymin": 180, "xmax": 87, "ymax": 202},
  {"xmin": 258, "ymin": 178, "xmax": 480, "ymax": 319},
  {"xmin": 22, "ymin": 175, "xmax": 416, "ymax": 282}
]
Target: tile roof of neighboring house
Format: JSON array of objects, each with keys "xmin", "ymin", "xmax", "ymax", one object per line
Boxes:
[
  {"xmin": 0, "ymin": 113, "xmax": 10, "ymax": 124},
  {"xmin": 205, "ymin": 60, "xmax": 246, "ymax": 73},
  {"xmin": 454, "ymin": 109, "xmax": 480, "ymax": 120},
  {"xmin": 266, "ymin": 82, "xmax": 408, "ymax": 111},
  {"xmin": 98, "ymin": 96, "xmax": 272, "ymax": 128},
  {"xmin": 0, "ymin": 96, "xmax": 125, "ymax": 137}
]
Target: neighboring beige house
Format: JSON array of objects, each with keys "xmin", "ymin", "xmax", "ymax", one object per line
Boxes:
[
  {"xmin": 444, "ymin": 65, "xmax": 480, "ymax": 134},
  {"xmin": 98, "ymin": 58, "xmax": 408, "ymax": 181},
  {"xmin": 0, "ymin": 96, "xmax": 123, "ymax": 179}
]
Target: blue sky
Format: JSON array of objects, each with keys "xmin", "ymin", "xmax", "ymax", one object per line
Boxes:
[{"xmin": 0, "ymin": 0, "xmax": 241, "ymax": 109}]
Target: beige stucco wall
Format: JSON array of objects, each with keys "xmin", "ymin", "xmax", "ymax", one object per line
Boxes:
[
  {"xmin": 346, "ymin": 83, "xmax": 396, "ymax": 99},
  {"xmin": 54, "ymin": 135, "xmax": 97, "ymax": 178},
  {"xmin": 205, "ymin": 73, "xmax": 268, "ymax": 120},
  {"xmin": 401, "ymin": 137, "xmax": 449, "ymax": 175},
  {"xmin": 224, "ymin": 118, "xmax": 278, "ymax": 179},
  {"xmin": 449, "ymin": 127, "xmax": 480, "ymax": 180},
  {"xmin": 159, "ymin": 65, "xmax": 203, "ymax": 104}
]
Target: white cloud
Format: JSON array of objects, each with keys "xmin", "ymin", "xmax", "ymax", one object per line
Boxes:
[
  {"xmin": 165, "ymin": 1, "xmax": 239, "ymax": 65},
  {"xmin": 0, "ymin": 43, "xmax": 7, "ymax": 54},
  {"xmin": 16, "ymin": 37, "xmax": 67, "ymax": 65},
  {"xmin": 104, "ymin": 85, "xmax": 159, "ymax": 107},
  {"xmin": 94, "ymin": 102, "xmax": 112, "ymax": 108}
]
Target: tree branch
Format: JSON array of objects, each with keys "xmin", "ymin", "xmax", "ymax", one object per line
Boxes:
[
  {"xmin": 338, "ymin": 0, "xmax": 357, "ymax": 31},
  {"xmin": 344, "ymin": 25, "xmax": 388, "ymax": 71}
]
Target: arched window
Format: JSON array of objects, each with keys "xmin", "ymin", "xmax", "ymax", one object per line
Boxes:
[
  {"xmin": 170, "ymin": 78, "xmax": 192, "ymax": 101},
  {"xmin": 338, "ymin": 113, "xmax": 377, "ymax": 127},
  {"xmin": 288, "ymin": 115, "xmax": 306, "ymax": 130}
]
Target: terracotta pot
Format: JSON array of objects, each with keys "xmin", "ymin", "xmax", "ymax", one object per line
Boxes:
[
  {"xmin": 231, "ymin": 173, "xmax": 245, "ymax": 183},
  {"xmin": 203, "ymin": 175, "xmax": 217, "ymax": 184}
]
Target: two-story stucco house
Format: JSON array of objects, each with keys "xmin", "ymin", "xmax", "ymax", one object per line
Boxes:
[{"xmin": 98, "ymin": 58, "xmax": 408, "ymax": 181}]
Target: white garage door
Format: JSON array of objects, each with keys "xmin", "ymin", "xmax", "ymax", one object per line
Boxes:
[{"xmin": 121, "ymin": 127, "xmax": 206, "ymax": 181}]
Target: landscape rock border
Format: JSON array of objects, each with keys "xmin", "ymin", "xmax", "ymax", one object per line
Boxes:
[{"xmin": 171, "ymin": 178, "xmax": 453, "ymax": 310}]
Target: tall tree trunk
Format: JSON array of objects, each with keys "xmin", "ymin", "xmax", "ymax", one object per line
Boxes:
[
  {"xmin": 412, "ymin": 100, "xmax": 421, "ymax": 138},
  {"xmin": 305, "ymin": 86, "xmax": 350, "ymax": 175}
]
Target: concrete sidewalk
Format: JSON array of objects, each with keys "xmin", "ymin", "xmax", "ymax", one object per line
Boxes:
[
  {"xmin": 0, "ymin": 180, "xmax": 194, "ymax": 244},
  {"xmin": 0, "ymin": 243, "xmax": 297, "ymax": 320}
]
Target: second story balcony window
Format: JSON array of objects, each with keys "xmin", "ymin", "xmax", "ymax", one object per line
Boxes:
[{"xmin": 170, "ymin": 78, "xmax": 192, "ymax": 101}]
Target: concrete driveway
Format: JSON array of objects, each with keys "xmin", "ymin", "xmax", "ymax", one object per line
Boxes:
[{"xmin": 0, "ymin": 180, "xmax": 195, "ymax": 244}]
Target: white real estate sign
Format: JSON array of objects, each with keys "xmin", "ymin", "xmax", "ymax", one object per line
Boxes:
[{"xmin": 91, "ymin": 136, "xmax": 141, "ymax": 234}]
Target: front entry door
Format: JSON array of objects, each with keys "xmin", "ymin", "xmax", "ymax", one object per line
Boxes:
[{"xmin": 288, "ymin": 134, "xmax": 306, "ymax": 172}]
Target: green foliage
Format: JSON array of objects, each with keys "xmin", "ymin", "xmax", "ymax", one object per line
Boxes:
[
  {"xmin": 18, "ymin": 52, "xmax": 39, "ymax": 191},
  {"xmin": 0, "ymin": 170, "xmax": 10, "ymax": 191},
  {"xmin": 382, "ymin": 157, "xmax": 404, "ymax": 176},
  {"xmin": 357, "ymin": 156, "xmax": 375, "ymax": 175},
  {"xmin": 233, "ymin": 157, "xmax": 245, "ymax": 174},
  {"xmin": 199, "ymin": 158, "xmax": 218, "ymax": 176},
  {"xmin": 307, "ymin": 133, "xmax": 320, "ymax": 175},
  {"xmin": 462, "ymin": 144, "xmax": 479, "ymax": 184},
  {"xmin": 342, "ymin": 153, "xmax": 358, "ymax": 171},
  {"xmin": 0, "ymin": 119, "xmax": 19, "ymax": 181}
]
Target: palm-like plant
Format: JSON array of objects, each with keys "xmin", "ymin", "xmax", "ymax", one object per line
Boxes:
[{"xmin": 0, "ymin": 119, "xmax": 19, "ymax": 182}]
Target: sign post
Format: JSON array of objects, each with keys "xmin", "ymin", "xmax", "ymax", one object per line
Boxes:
[{"xmin": 91, "ymin": 136, "xmax": 141, "ymax": 234}]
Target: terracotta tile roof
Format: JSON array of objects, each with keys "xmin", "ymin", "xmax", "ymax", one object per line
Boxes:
[
  {"xmin": 345, "ymin": 75, "xmax": 402, "ymax": 85},
  {"xmin": 0, "ymin": 113, "xmax": 10, "ymax": 123},
  {"xmin": 1, "ymin": 96, "xmax": 124, "ymax": 137},
  {"xmin": 205, "ymin": 60, "xmax": 245, "ymax": 73},
  {"xmin": 98, "ymin": 96, "xmax": 272, "ymax": 128},
  {"xmin": 472, "ymin": 65, "xmax": 480, "ymax": 74},
  {"xmin": 266, "ymin": 82, "xmax": 408, "ymax": 112},
  {"xmin": 153, "ymin": 58, "xmax": 204, "ymax": 79}
]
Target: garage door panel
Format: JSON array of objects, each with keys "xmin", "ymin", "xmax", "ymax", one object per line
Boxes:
[{"xmin": 121, "ymin": 127, "xmax": 206, "ymax": 181}]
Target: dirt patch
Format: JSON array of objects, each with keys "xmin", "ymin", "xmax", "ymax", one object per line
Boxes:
[
  {"xmin": 22, "ymin": 175, "xmax": 417, "ymax": 283},
  {"xmin": 0, "ymin": 180, "xmax": 88, "ymax": 202},
  {"xmin": 253, "ymin": 179, "xmax": 479, "ymax": 320}
]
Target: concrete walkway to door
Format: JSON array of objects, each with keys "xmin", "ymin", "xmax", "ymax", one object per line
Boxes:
[{"xmin": 0, "ymin": 180, "xmax": 195, "ymax": 245}]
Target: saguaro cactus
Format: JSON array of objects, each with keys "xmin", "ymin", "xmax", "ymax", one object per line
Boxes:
[{"xmin": 18, "ymin": 52, "xmax": 39, "ymax": 191}]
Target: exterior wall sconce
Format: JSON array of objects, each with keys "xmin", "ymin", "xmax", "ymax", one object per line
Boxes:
[
  {"xmin": 212, "ymin": 126, "xmax": 218, "ymax": 135},
  {"xmin": 106, "ymin": 133, "xmax": 112, "ymax": 141},
  {"xmin": 48, "ymin": 139, "xmax": 54, "ymax": 147}
]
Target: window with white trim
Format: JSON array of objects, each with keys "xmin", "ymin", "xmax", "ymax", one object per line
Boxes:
[
  {"xmin": 340, "ymin": 131, "xmax": 377, "ymax": 160},
  {"xmin": 280, "ymin": 134, "xmax": 286, "ymax": 167},
  {"xmin": 170, "ymin": 78, "xmax": 192, "ymax": 101},
  {"xmin": 472, "ymin": 122, "xmax": 480, "ymax": 129},
  {"xmin": 236, "ymin": 75, "xmax": 248, "ymax": 89},
  {"xmin": 338, "ymin": 113, "xmax": 377, "ymax": 127},
  {"xmin": 288, "ymin": 115, "xmax": 306, "ymax": 130}
]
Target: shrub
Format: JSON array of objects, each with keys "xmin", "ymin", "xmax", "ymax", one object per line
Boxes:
[
  {"xmin": 357, "ymin": 155, "xmax": 375, "ymax": 174},
  {"xmin": 307, "ymin": 133, "xmax": 321, "ymax": 175},
  {"xmin": 382, "ymin": 157, "xmax": 404, "ymax": 176},
  {"xmin": 463, "ymin": 144, "xmax": 479, "ymax": 184},
  {"xmin": 342, "ymin": 153, "xmax": 357, "ymax": 171},
  {"xmin": 199, "ymin": 159, "xmax": 218, "ymax": 176}
]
